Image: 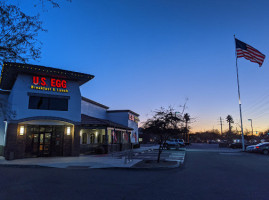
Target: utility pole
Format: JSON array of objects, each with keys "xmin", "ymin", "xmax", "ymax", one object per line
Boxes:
[{"xmin": 219, "ymin": 117, "xmax": 223, "ymax": 135}]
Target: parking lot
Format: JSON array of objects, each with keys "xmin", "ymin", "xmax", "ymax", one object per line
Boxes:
[{"xmin": 1, "ymin": 144, "xmax": 269, "ymax": 200}]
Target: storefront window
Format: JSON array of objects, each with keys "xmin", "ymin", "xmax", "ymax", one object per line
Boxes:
[
  {"xmin": 97, "ymin": 134, "xmax": 102, "ymax": 143},
  {"xmin": 90, "ymin": 133, "xmax": 95, "ymax": 144},
  {"xmin": 50, "ymin": 98, "xmax": 68, "ymax": 111},
  {"xmin": 116, "ymin": 131, "xmax": 121, "ymax": 143},
  {"xmin": 82, "ymin": 133, "xmax": 87, "ymax": 144},
  {"xmin": 108, "ymin": 130, "xmax": 112, "ymax": 144},
  {"xmin": 111, "ymin": 130, "xmax": 117, "ymax": 144},
  {"xmin": 123, "ymin": 132, "xmax": 129, "ymax": 143},
  {"xmin": 29, "ymin": 96, "xmax": 68, "ymax": 111},
  {"xmin": 40, "ymin": 127, "xmax": 45, "ymax": 132},
  {"xmin": 29, "ymin": 96, "xmax": 49, "ymax": 110}
]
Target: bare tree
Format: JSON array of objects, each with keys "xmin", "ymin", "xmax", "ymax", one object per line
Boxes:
[
  {"xmin": 143, "ymin": 106, "xmax": 184, "ymax": 163},
  {"xmin": 36, "ymin": 0, "xmax": 72, "ymax": 8},
  {"xmin": 0, "ymin": 0, "xmax": 70, "ymax": 64}
]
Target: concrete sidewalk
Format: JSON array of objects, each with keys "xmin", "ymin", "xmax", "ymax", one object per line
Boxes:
[{"xmin": 0, "ymin": 145, "xmax": 160, "ymax": 169}]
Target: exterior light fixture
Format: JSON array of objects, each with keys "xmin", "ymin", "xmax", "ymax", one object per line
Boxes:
[
  {"xmin": 67, "ymin": 126, "xmax": 71, "ymax": 135},
  {"xmin": 19, "ymin": 125, "xmax": 25, "ymax": 135}
]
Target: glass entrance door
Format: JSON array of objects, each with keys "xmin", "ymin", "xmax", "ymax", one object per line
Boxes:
[
  {"xmin": 44, "ymin": 133, "xmax": 51, "ymax": 155},
  {"xmin": 26, "ymin": 125, "xmax": 64, "ymax": 157},
  {"xmin": 39, "ymin": 133, "xmax": 51, "ymax": 156},
  {"xmin": 32, "ymin": 132, "xmax": 51, "ymax": 156}
]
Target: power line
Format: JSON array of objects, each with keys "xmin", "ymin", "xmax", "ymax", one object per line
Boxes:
[
  {"xmin": 241, "ymin": 85, "xmax": 269, "ymax": 112},
  {"xmin": 243, "ymin": 97, "xmax": 269, "ymax": 115},
  {"xmin": 254, "ymin": 113, "xmax": 269, "ymax": 120}
]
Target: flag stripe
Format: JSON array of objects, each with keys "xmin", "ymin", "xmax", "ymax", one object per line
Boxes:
[
  {"xmin": 236, "ymin": 51, "xmax": 263, "ymax": 65},
  {"xmin": 237, "ymin": 49, "xmax": 264, "ymax": 63},
  {"xmin": 238, "ymin": 55, "xmax": 259, "ymax": 62},
  {"xmin": 237, "ymin": 48, "xmax": 265, "ymax": 61},
  {"xmin": 236, "ymin": 49, "xmax": 264, "ymax": 64},
  {"xmin": 246, "ymin": 47, "xmax": 265, "ymax": 58},
  {"xmin": 247, "ymin": 47, "xmax": 265, "ymax": 59},
  {"xmin": 239, "ymin": 53, "xmax": 263, "ymax": 63}
]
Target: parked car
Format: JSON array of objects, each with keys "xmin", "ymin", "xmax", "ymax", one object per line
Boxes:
[
  {"xmin": 246, "ymin": 145, "xmax": 256, "ymax": 152},
  {"xmin": 219, "ymin": 140, "xmax": 229, "ymax": 148},
  {"xmin": 246, "ymin": 142, "xmax": 269, "ymax": 155},
  {"xmin": 177, "ymin": 139, "xmax": 185, "ymax": 147},
  {"xmin": 229, "ymin": 143, "xmax": 248, "ymax": 149},
  {"xmin": 164, "ymin": 139, "xmax": 181, "ymax": 150},
  {"xmin": 208, "ymin": 140, "xmax": 218, "ymax": 144}
]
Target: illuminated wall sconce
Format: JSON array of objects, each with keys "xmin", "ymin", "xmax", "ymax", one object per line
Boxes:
[
  {"xmin": 19, "ymin": 125, "xmax": 25, "ymax": 135},
  {"xmin": 66, "ymin": 126, "xmax": 71, "ymax": 135}
]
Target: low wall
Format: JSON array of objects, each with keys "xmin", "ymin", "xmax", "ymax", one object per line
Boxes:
[
  {"xmin": 80, "ymin": 144, "xmax": 100, "ymax": 154},
  {"xmin": 80, "ymin": 143, "xmax": 133, "ymax": 154},
  {"xmin": 108, "ymin": 143, "xmax": 132, "ymax": 152}
]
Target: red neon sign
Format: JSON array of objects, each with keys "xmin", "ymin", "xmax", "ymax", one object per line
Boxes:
[{"xmin": 33, "ymin": 76, "xmax": 67, "ymax": 89}]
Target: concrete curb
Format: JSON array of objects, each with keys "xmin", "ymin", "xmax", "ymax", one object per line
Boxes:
[
  {"xmin": 0, "ymin": 164, "xmax": 51, "ymax": 168},
  {"xmin": 130, "ymin": 161, "xmax": 180, "ymax": 169},
  {"xmin": 130, "ymin": 150, "xmax": 186, "ymax": 169}
]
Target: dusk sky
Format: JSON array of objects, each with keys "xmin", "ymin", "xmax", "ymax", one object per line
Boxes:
[{"xmin": 19, "ymin": 0, "xmax": 269, "ymax": 133}]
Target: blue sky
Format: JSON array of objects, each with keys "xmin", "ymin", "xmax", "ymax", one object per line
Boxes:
[{"xmin": 18, "ymin": 0, "xmax": 269, "ymax": 132}]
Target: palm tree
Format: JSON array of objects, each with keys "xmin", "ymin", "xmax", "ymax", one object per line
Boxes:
[{"xmin": 226, "ymin": 115, "xmax": 234, "ymax": 134}]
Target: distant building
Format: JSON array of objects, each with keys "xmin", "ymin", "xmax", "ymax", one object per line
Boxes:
[{"xmin": 0, "ymin": 62, "xmax": 139, "ymax": 160}]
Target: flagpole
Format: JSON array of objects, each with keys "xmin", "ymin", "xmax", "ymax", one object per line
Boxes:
[{"xmin": 234, "ymin": 35, "xmax": 245, "ymax": 151}]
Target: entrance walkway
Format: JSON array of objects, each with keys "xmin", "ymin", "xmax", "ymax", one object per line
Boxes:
[{"xmin": 0, "ymin": 145, "xmax": 160, "ymax": 169}]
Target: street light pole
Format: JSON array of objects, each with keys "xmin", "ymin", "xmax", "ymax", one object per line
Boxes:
[{"xmin": 248, "ymin": 119, "xmax": 253, "ymax": 136}]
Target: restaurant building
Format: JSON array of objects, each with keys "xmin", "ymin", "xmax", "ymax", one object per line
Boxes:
[
  {"xmin": 80, "ymin": 97, "xmax": 139, "ymax": 154},
  {"xmin": 0, "ymin": 62, "xmax": 139, "ymax": 160}
]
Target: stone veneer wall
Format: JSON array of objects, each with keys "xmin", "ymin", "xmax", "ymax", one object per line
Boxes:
[
  {"xmin": 4, "ymin": 123, "xmax": 80, "ymax": 160},
  {"xmin": 72, "ymin": 126, "xmax": 81, "ymax": 156},
  {"xmin": 4, "ymin": 123, "xmax": 20, "ymax": 160}
]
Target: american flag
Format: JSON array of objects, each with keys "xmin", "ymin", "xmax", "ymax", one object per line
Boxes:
[
  {"xmin": 124, "ymin": 132, "xmax": 129, "ymax": 142},
  {"xmin": 235, "ymin": 38, "xmax": 265, "ymax": 67}
]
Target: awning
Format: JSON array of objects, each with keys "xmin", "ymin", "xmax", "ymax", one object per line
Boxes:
[{"xmin": 81, "ymin": 114, "xmax": 133, "ymax": 130}]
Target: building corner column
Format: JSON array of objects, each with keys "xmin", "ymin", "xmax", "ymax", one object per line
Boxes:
[
  {"xmin": 4, "ymin": 123, "xmax": 26, "ymax": 160},
  {"xmin": 103, "ymin": 128, "xmax": 109, "ymax": 153},
  {"xmin": 71, "ymin": 125, "xmax": 81, "ymax": 156}
]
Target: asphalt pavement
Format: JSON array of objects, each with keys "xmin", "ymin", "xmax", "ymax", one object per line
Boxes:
[{"xmin": 0, "ymin": 144, "xmax": 268, "ymax": 200}]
